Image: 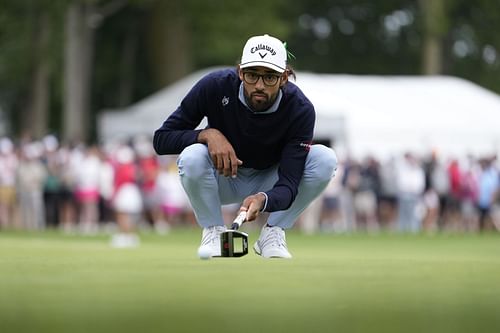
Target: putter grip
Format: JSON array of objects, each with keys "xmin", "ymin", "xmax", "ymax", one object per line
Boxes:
[{"xmin": 231, "ymin": 211, "xmax": 247, "ymax": 230}]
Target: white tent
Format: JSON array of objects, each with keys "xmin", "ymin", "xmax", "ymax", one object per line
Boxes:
[{"xmin": 98, "ymin": 67, "xmax": 500, "ymax": 160}]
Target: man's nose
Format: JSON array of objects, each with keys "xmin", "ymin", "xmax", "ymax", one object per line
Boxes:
[{"xmin": 255, "ymin": 76, "xmax": 266, "ymax": 89}]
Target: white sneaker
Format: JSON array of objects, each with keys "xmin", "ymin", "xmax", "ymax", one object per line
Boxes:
[
  {"xmin": 110, "ymin": 233, "xmax": 140, "ymax": 248},
  {"xmin": 154, "ymin": 221, "xmax": 171, "ymax": 235},
  {"xmin": 197, "ymin": 226, "xmax": 226, "ymax": 258},
  {"xmin": 253, "ymin": 225, "xmax": 292, "ymax": 258}
]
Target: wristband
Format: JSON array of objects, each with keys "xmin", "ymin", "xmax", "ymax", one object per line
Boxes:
[{"xmin": 258, "ymin": 192, "xmax": 268, "ymax": 212}]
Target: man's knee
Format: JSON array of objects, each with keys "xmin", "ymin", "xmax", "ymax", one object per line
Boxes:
[
  {"xmin": 177, "ymin": 144, "xmax": 212, "ymax": 177},
  {"xmin": 306, "ymin": 145, "xmax": 338, "ymax": 181}
]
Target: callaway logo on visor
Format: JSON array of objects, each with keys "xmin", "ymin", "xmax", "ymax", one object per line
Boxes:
[{"xmin": 251, "ymin": 44, "xmax": 277, "ymax": 59}]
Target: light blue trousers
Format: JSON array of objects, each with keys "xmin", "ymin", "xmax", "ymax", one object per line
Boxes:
[{"xmin": 177, "ymin": 144, "xmax": 337, "ymax": 229}]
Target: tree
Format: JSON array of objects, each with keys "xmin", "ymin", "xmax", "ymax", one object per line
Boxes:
[
  {"xmin": 286, "ymin": 0, "xmax": 422, "ymax": 74},
  {"xmin": 26, "ymin": 9, "xmax": 51, "ymax": 138},
  {"xmin": 2, "ymin": 0, "xmax": 499, "ymax": 142},
  {"xmin": 0, "ymin": 0, "xmax": 65, "ymax": 137},
  {"xmin": 444, "ymin": 0, "xmax": 500, "ymax": 93},
  {"xmin": 63, "ymin": 0, "xmax": 127, "ymax": 143},
  {"xmin": 142, "ymin": 0, "xmax": 290, "ymax": 87},
  {"xmin": 419, "ymin": 0, "xmax": 448, "ymax": 74}
]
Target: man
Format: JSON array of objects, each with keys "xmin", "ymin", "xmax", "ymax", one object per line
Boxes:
[{"xmin": 153, "ymin": 34, "xmax": 337, "ymax": 259}]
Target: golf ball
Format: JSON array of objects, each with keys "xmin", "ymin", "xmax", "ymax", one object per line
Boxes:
[{"xmin": 198, "ymin": 247, "xmax": 212, "ymax": 260}]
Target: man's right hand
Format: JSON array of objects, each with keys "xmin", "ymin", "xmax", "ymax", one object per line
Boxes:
[
  {"xmin": 240, "ymin": 192, "xmax": 267, "ymax": 222},
  {"xmin": 198, "ymin": 128, "xmax": 243, "ymax": 178}
]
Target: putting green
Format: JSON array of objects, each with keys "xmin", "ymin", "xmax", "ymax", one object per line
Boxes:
[{"xmin": 1, "ymin": 229, "xmax": 499, "ymax": 333}]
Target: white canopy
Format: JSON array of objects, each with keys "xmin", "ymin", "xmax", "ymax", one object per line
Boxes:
[{"xmin": 98, "ymin": 67, "xmax": 500, "ymax": 160}]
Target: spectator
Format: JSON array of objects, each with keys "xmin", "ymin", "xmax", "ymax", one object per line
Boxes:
[
  {"xmin": 41, "ymin": 135, "xmax": 63, "ymax": 228},
  {"xmin": 423, "ymin": 151, "xmax": 450, "ymax": 229},
  {"xmin": 74, "ymin": 145, "xmax": 102, "ymax": 234},
  {"xmin": 378, "ymin": 156, "xmax": 398, "ymax": 230},
  {"xmin": 110, "ymin": 145, "xmax": 142, "ymax": 248},
  {"xmin": 135, "ymin": 137, "xmax": 168, "ymax": 234},
  {"xmin": 395, "ymin": 153, "xmax": 425, "ymax": 232},
  {"xmin": 154, "ymin": 156, "xmax": 189, "ymax": 228},
  {"xmin": 422, "ymin": 151, "xmax": 449, "ymax": 231},
  {"xmin": 0, "ymin": 137, "xmax": 18, "ymax": 229},
  {"xmin": 460, "ymin": 155, "xmax": 479, "ymax": 231},
  {"xmin": 58, "ymin": 143, "xmax": 79, "ymax": 233},
  {"xmin": 16, "ymin": 142, "xmax": 47, "ymax": 230},
  {"xmin": 98, "ymin": 145, "xmax": 115, "ymax": 226},
  {"xmin": 490, "ymin": 156, "xmax": 500, "ymax": 230},
  {"xmin": 476, "ymin": 157, "xmax": 499, "ymax": 231},
  {"xmin": 353, "ymin": 156, "xmax": 380, "ymax": 232},
  {"xmin": 339, "ymin": 157, "xmax": 358, "ymax": 231},
  {"xmin": 446, "ymin": 158, "xmax": 462, "ymax": 229},
  {"xmin": 319, "ymin": 170, "xmax": 343, "ymax": 232}
]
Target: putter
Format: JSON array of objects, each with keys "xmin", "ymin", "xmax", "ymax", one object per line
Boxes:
[{"xmin": 220, "ymin": 211, "xmax": 248, "ymax": 257}]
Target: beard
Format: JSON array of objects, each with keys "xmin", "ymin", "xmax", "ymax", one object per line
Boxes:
[{"xmin": 246, "ymin": 91, "xmax": 276, "ymax": 112}]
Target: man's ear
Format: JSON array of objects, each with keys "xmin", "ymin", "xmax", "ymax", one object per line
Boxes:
[{"xmin": 280, "ymin": 72, "xmax": 289, "ymax": 87}]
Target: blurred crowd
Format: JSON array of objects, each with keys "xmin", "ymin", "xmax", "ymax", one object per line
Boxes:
[
  {"xmin": 1, "ymin": 135, "xmax": 499, "ymax": 236},
  {"xmin": 0, "ymin": 135, "xmax": 193, "ymax": 240},
  {"xmin": 301, "ymin": 150, "xmax": 500, "ymax": 234}
]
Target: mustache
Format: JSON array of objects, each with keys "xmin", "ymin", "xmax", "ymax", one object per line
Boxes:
[{"xmin": 251, "ymin": 90, "xmax": 267, "ymax": 97}]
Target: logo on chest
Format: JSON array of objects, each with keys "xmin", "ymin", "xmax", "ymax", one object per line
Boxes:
[{"xmin": 221, "ymin": 96, "xmax": 229, "ymax": 107}]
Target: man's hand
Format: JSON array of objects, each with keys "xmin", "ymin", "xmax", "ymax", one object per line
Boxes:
[
  {"xmin": 198, "ymin": 128, "xmax": 243, "ymax": 177},
  {"xmin": 240, "ymin": 193, "xmax": 266, "ymax": 222}
]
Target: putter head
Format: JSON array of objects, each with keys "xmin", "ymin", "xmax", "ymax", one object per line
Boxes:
[{"xmin": 220, "ymin": 230, "xmax": 248, "ymax": 257}]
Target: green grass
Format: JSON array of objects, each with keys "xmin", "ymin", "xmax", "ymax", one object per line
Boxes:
[{"xmin": 1, "ymin": 229, "xmax": 500, "ymax": 333}]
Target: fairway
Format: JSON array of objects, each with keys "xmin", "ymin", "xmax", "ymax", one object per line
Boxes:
[{"xmin": 1, "ymin": 229, "xmax": 500, "ymax": 333}]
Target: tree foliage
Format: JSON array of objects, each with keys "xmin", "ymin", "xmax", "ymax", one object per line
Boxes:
[
  {"xmin": 0, "ymin": 0, "xmax": 499, "ymax": 140},
  {"xmin": 444, "ymin": 0, "xmax": 500, "ymax": 92},
  {"xmin": 0, "ymin": 0, "xmax": 66, "ymax": 134}
]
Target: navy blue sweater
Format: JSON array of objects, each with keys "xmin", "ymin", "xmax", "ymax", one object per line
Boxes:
[{"xmin": 153, "ymin": 68, "xmax": 315, "ymax": 212}]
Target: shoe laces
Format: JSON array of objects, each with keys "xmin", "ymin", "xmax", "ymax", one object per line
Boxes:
[
  {"xmin": 201, "ymin": 226, "xmax": 226, "ymax": 246},
  {"xmin": 260, "ymin": 226, "xmax": 288, "ymax": 249}
]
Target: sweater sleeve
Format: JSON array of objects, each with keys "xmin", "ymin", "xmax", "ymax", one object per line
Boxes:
[
  {"xmin": 262, "ymin": 103, "xmax": 315, "ymax": 212},
  {"xmin": 153, "ymin": 75, "xmax": 212, "ymax": 155}
]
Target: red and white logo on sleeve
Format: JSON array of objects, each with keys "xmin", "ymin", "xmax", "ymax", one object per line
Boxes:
[{"xmin": 299, "ymin": 142, "xmax": 312, "ymax": 151}]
